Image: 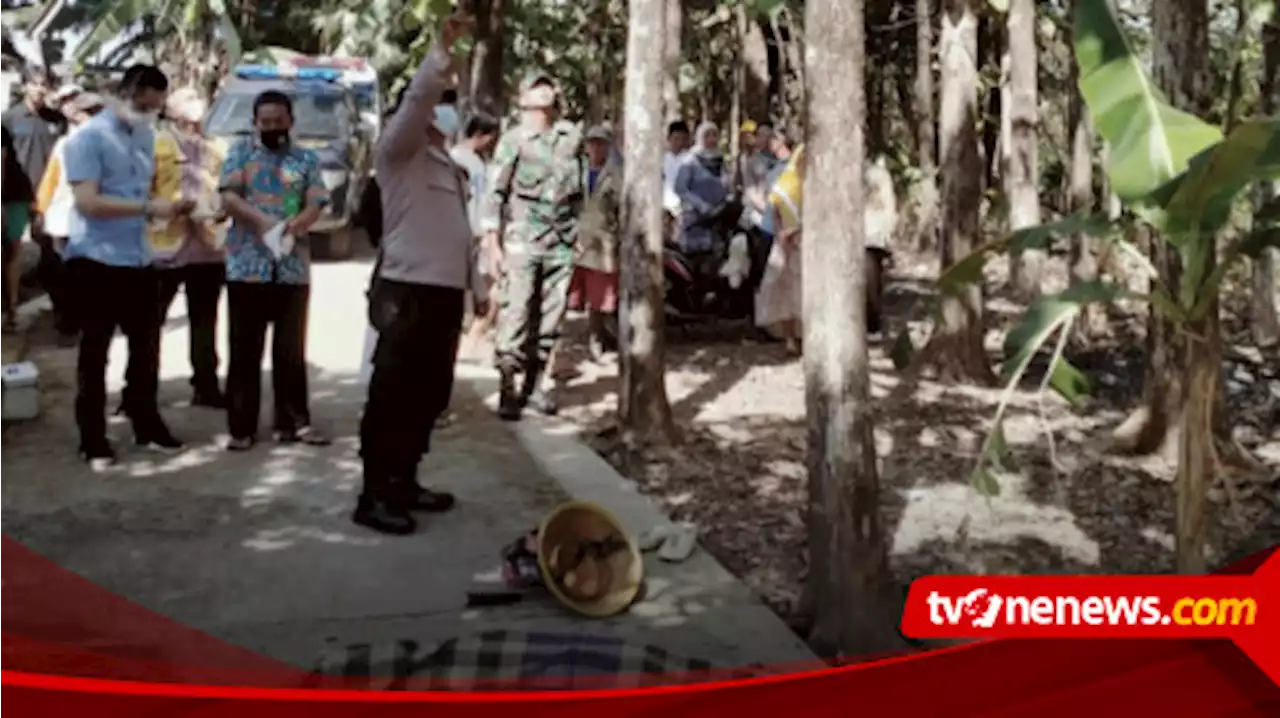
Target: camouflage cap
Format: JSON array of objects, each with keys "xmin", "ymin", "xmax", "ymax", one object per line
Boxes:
[
  {"xmin": 584, "ymin": 124, "xmax": 612, "ymax": 142},
  {"xmin": 518, "ymin": 69, "xmax": 558, "ymax": 95}
]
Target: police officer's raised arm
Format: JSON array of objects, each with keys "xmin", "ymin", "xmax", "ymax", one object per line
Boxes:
[{"xmin": 378, "ymin": 13, "xmax": 474, "ymax": 163}]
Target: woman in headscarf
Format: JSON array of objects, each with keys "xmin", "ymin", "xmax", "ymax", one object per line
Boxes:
[
  {"xmin": 755, "ymin": 144, "xmax": 805, "ymax": 355},
  {"xmin": 673, "ymin": 121, "xmax": 729, "ymax": 257}
]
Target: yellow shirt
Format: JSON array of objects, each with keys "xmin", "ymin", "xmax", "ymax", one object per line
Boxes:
[
  {"xmin": 147, "ymin": 129, "xmax": 187, "ymax": 259},
  {"xmin": 768, "ymin": 144, "xmax": 804, "ymax": 233}
]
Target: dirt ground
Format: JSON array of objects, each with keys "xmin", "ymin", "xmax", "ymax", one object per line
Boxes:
[{"xmin": 545, "ymin": 253, "xmax": 1280, "ymax": 621}]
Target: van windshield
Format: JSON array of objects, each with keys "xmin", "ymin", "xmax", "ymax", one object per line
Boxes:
[{"xmin": 205, "ymin": 87, "xmax": 350, "ymax": 139}]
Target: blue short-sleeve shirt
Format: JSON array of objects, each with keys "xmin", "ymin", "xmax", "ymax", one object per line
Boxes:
[
  {"xmin": 61, "ymin": 109, "xmax": 156, "ymax": 268},
  {"xmin": 219, "ymin": 137, "xmax": 328, "ymax": 285}
]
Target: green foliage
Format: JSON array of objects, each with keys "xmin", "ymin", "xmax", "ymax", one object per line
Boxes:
[{"xmin": 942, "ymin": 0, "xmax": 1280, "ymax": 490}]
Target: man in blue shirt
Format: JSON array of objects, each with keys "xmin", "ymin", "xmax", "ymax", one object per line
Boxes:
[
  {"xmin": 218, "ymin": 90, "xmax": 329, "ymax": 452},
  {"xmin": 63, "ymin": 64, "xmax": 194, "ymax": 466}
]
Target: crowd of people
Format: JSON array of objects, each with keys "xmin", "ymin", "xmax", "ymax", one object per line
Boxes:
[{"xmin": 0, "ymin": 12, "xmax": 853, "ymax": 538}]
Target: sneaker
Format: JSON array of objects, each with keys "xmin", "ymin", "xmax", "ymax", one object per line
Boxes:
[
  {"xmin": 135, "ymin": 424, "xmax": 185, "ymax": 454},
  {"xmin": 79, "ymin": 441, "xmax": 118, "ymax": 468},
  {"xmin": 226, "ymin": 436, "xmax": 256, "ymax": 452},
  {"xmin": 525, "ymin": 389, "xmax": 559, "ymax": 417}
]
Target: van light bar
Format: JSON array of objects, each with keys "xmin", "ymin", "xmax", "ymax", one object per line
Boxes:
[{"xmin": 233, "ymin": 65, "xmax": 341, "ymax": 82}]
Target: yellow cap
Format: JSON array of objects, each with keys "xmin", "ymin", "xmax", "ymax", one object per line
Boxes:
[{"xmin": 740, "ymin": 120, "xmax": 758, "ymax": 134}]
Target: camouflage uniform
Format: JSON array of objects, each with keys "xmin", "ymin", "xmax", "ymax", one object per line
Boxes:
[{"xmin": 480, "ymin": 72, "xmax": 585, "ymax": 419}]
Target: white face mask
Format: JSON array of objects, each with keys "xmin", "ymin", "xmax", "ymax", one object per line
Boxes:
[
  {"xmin": 119, "ymin": 103, "xmax": 159, "ymax": 128},
  {"xmin": 433, "ymin": 104, "xmax": 460, "ymax": 137}
]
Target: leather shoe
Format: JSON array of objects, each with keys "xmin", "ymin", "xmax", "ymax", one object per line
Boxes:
[
  {"xmin": 400, "ymin": 485, "xmax": 456, "ymax": 513},
  {"xmin": 352, "ymin": 496, "xmax": 417, "ymax": 535}
]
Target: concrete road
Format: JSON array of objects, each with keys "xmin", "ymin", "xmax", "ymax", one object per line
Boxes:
[{"xmin": 1, "ymin": 255, "xmax": 813, "ymax": 681}]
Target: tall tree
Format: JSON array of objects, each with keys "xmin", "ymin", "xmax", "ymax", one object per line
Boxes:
[
  {"xmin": 619, "ymin": 0, "xmax": 677, "ymax": 445},
  {"xmin": 664, "ymin": 0, "xmax": 683, "ymax": 122},
  {"xmin": 1005, "ymin": 0, "xmax": 1042, "ymax": 297},
  {"xmin": 802, "ymin": 0, "xmax": 900, "ymax": 657},
  {"xmin": 1253, "ymin": 15, "xmax": 1280, "ymax": 349},
  {"xmin": 1066, "ymin": 0, "xmax": 1102, "ymax": 340},
  {"xmin": 915, "ymin": 0, "xmax": 939, "ymax": 253},
  {"xmin": 470, "ymin": 0, "xmax": 505, "ymax": 115},
  {"xmin": 919, "ymin": 0, "xmax": 996, "ymax": 384},
  {"xmin": 1112, "ymin": 0, "xmax": 1214, "ymax": 461}
]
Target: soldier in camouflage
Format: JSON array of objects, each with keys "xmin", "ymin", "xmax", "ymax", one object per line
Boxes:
[{"xmin": 479, "ymin": 71, "xmax": 584, "ymax": 421}]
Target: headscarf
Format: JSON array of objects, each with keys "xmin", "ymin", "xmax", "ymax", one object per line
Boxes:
[
  {"xmin": 694, "ymin": 121, "xmax": 720, "ymax": 159},
  {"xmin": 166, "ymin": 88, "xmax": 207, "ymax": 126}
]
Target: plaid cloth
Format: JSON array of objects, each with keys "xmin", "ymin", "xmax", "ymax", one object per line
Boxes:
[{"xmin": 309, "ymin": 630, "xmax": 765, "ymax": 691}]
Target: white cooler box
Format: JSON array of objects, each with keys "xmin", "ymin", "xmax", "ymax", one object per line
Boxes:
[{"xmin": 2, "ymin": 361, "xmax": 41, "ymax": 421}]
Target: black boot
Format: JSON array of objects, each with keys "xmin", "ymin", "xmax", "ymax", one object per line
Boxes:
[
  {"xmin": 351, "ymin": 494, "xmax": 417, "ymax": 535},
  {"xmin": 498, "ymin": 365, "xmax": 523, "ymax": 421},
  {"xmin": 521, "ymin": 363, "xmax": 558, "ymax": 416}
]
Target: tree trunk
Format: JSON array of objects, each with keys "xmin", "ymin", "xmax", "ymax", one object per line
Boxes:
[
  {"xmin": 980, "ymin": 15, "xmax": 1002, "ymax": 196},
  {"xmin": 1005, "ymin": 0, "xmax": 1042, "ymax": 297},
  {"xmin": 802, "ymin": 0, "xmax": 901, "ymax": 658},
  {"xmin": 583, "ymin": 0, "xmax": 605, "ymax": 124},
  {"xmin": 915, "ymin": 0, "xmax": 939, "ymax": 253},
  {"xmin": 619, "ymin": 0, "xmax": 677, "ymax": 445},
  {"xmin": 470, "ymin": 0, "xmax": 506, "ymax": 116},
  {"xmin": 1067, "ymin": 1, "xmax": 1103, "ymax": 341},
  {"xmin": 742, "ymin": 8, "xmax": 772, "ymax": 124},
  {"xmin": 918, "ymin": 0, "xmax": 995, "ymax": 385},
  {"xmin": 1252, "ymin": 19, "xmax": 1280, "ymax": 349},
  {"xmin": 663, "ymin": 0, "xmax": 683, "ymax": 122},
  {"xmin": 1112, "ymin": 0, "xmax": 1211, "ymax": 458}
]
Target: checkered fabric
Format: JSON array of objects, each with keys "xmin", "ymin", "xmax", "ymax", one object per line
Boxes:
[{"xmin": 310, "ymin": 631, "xmax": 766, "ymax": 691}]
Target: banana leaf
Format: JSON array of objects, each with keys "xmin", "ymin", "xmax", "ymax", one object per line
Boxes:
[{"xmin": 1073, "ymin": 0, "xmax": 1223, "ymax": 201}]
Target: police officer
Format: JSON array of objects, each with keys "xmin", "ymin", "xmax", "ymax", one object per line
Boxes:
[{"xmin": 479, "ymin": 71, "xmax": 584, "ymax": 422}]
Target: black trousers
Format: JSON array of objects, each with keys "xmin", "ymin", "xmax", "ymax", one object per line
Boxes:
[
  {"xmin": 360, "ymin": 279, "xmax": 464, "ymax": 500},
  {"xmin": 157, "ymin": 263, "xmax": 225, "ymax": 394},
  {"xmin": 225, "ymin": 281, "xmax": 311, "ymax": 440},
  {"xmin": 65, "ymin": 259, "xmax": 163, "ymax": 446},
  {"xmin": 37, "ymin": 232, "xmax": 75, "ymax": 334}
]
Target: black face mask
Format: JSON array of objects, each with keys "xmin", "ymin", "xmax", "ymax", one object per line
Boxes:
[{"xmin": 260, "ymin": 129, "xmax": 289, "ymax": 150}]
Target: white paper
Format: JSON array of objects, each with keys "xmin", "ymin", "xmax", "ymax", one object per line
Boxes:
[{"xmin": 262, "ymin": 222, "xmax": 296, "ymax": 260}]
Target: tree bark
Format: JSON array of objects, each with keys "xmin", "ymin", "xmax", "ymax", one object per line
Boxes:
[
  {"xmin": 663, "ymin": 0, "xmax": 683, "ymax": 122},
  {"xmin": 802, "ymin": 0, "xmax": 901, "ymax": 659},
  {"xmin": 585, "ymin": 0, "xmax": 607, "ymax": 125},
  {"xmin": 742, "ymin": 8, "xmax": 772, "ymax": 124},
  {"xmin": 1067, "ymin": 1, "xmax": 1103, "ymax": 341},
  {"xmin": 1005, "ymin": 0, "xmax": 1042, "ymax": 297},
  {"xmin": 1252, "ymin": 19, "xmax": 1280, "ymax": 349},
  {"xmin": 918, "ymin": 0, "xmax": 995, "ymax": 385},
  {"xmin": 915, "ymin": 0, "xmax": 939, "ymax": 253},
  {"xmin": 469, "ymin": 0, "xmax": 506, "ymax": 116},
  {"xmin": 619, "ymin": 0, "xmax": 677, "ymax": 446},
  {"xmin": 1112, "ymin": 0, "xmax": 1211, "ymax": 459}
]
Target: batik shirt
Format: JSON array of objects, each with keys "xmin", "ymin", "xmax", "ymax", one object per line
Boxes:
[{"xmin": 218, "ymin": 137, "xmax": 328, "ymax": 284}]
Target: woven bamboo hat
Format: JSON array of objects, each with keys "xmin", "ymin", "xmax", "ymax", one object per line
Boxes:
[{"xmin": 536, "ymin": 501, "xmax": 644, "ymax": 618}]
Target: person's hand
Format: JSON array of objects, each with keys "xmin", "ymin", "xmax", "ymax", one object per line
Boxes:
[
  {"xmin": 483, "ymin": 231, "xmax": 504, "ymax": 277},
  {"xmin": 284, "ymin": 217, "xmax": 311, "ymax": 237},
  {"xmin": 148, "ymin": 199, "xmax": 184, "ymax": 220},
  {"xmin": 442, "ymin": 12, "xmax": 475, "ymax": 51},
  {"xmin": 175, "ymin": 198, "xmax": 197, "ymax": 216}
]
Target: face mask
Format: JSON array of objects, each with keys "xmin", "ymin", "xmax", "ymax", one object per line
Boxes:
[
  {"xmin": 119, "ymin": 104, "xmax": 157, "ymax": 127},
  {"xmin": 260, "ymin": 129, "xmax": 289, "ymax": 150},
  {"xmin": 433, "ymin": 105, "xmax": 460, "ymax": 137}
]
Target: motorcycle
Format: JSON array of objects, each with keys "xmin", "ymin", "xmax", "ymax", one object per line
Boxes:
[
  {"xmin": 663, "ymin": 198, "xmax": 770, "ymax": 323},
  {"xmin": 663, "ymin": 199, "xmax": 890, "ymax": 334}
]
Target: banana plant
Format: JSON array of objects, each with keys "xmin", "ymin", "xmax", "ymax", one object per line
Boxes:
[
  {"xmin": 936, "ymin": 0, "xmax": 1280, "ymax": 509},
  {"xmin": 72, "ymin": 0, "xmax": 241, "ymax": 69}
]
